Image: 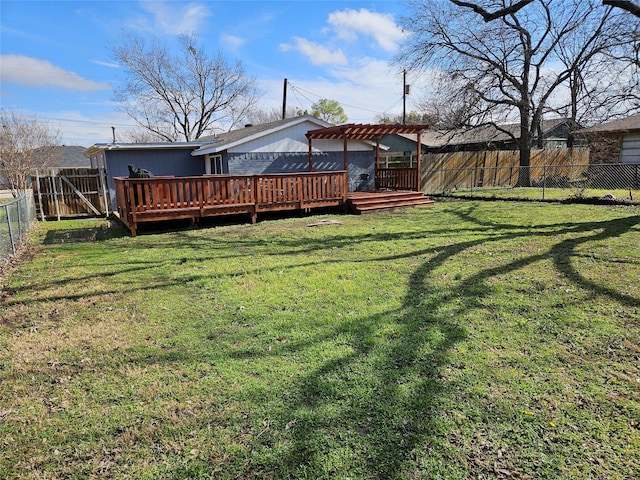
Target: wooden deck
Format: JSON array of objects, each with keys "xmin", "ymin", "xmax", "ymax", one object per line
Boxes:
[{"xmin": 114, "ymin": 171, "xmax": 348, "ymax": 236}]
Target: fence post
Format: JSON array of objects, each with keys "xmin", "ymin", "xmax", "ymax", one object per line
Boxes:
[
  {"xmin": 51, "ymin": 171, "xmax": 61, "ymax": 221},
  {"xmin": 6, "ymin": 204, "xmax": 16, "ymax": 255},
  {"xmin": 100, "ymin": 167, "xmax": 110, "ymax": 217},
  {"xmin": 542, "ymin": 165, "xmax": 547, "ymax": 200},
  {"xmin": 16, "ymin": 196, "xmax": 23, "ymax": 246},
  {"xmin": 35, "ymin": 170, "xmax": 46, "ymax": 221}
]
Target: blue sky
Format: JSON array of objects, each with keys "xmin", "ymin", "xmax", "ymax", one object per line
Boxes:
[{"xmin": 1, "ymin": 0, "xmax": 431, "ymax": 146}]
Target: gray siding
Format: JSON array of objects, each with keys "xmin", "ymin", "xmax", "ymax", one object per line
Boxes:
[
  {"xmin": 227, "ymin": 151, "xmax": 375, "ymax": 191},
  {"xmin": 105, "ymin": 148, "xmax": 203, "ymax": 209}
]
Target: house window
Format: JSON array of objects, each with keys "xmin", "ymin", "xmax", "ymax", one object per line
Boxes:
[{"xmin": 207, "ymin": 154, "xmax": 224, "ymax": 174}]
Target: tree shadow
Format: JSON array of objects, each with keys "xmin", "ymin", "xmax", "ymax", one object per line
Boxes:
[
  {"xmin": 5, "ymin": 204, "xmax": 639, "ymax": 477},
  {"xmin": 214, "ymin": 210, "xmax": 640, "ymax": 477}
]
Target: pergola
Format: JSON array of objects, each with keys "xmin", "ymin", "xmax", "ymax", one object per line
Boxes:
[{"xmin": 305, "ymin": 123, "xmax": 430, "ymax": 189}]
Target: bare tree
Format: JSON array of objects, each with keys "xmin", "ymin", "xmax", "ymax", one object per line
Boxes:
[
  {"xmin": 245, "ymin": 107, "xmax": 302, "ymax": 125},
  {"xmin": 0, "ymin": 109, "xmax": 61, "ymax": 198},
  {"xmin": 551, "ymin": 18, "xmax": 639, "ymax": 146},
  {"xmin": 603, "ymin": 0, "xmax": 640, "ymax": 16},
  {"xmin": 400, "ymin": 0, "xmax": 638, "ymax": 185},
  {"xmin": 119, "ymin": 128, "xmax": 172, "ymax": 144},
  {"xmin": 113, "ymin": 34, "xmax": 261, "ymax": 142}
]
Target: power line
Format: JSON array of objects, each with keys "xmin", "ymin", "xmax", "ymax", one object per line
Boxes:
[{"xmin": 288, "ymin": 81, "xmax": 404, "ymax": 117}]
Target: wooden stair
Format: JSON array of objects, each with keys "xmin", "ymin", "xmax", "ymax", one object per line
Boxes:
[{"xmin": 347, "ymin": 191, "xmax": 435, "ymax": 214}]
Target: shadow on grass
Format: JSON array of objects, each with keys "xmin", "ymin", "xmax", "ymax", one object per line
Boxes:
[
  {"xmin": 4, "ymin": 204, "xmax": 639, "ymax": 478},
  {"xmin": 116, "ymin": 209, "xmax": 638, "ymax": 478}
]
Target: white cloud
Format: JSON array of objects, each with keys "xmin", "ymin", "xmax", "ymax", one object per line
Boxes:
[
  {"xmin": 258, "ymin": 61, "xmax": 436, "ymax": 124},
  {"xmin": 91, "ymin": 60, "xmax": 121, "ymax": 69},
  {"xmin": 221, "ymin": 34, "xmax": 246, "ymax": 52},
  {"xmin": 0, "ymin": 55, "xmax": 110, "ymax": 91},
  {"xmin": 135, "ymin": 1, "xmax": 211, "ymax": 35},
  {"xmin": 328, "ymin": 8, "xmax": 407, "ymax": 53},
  {"xmin": 281, "ymin": 37, "xmax": 347, "ymax": 66}
]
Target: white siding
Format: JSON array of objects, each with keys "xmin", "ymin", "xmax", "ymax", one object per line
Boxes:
[
  {"xmin": 621, "ymin": 134, "xmax": 640, "ymax": 164},
  {"xmin": 227, "ymin": 122, "xmax": 373, "ymax": 153}
]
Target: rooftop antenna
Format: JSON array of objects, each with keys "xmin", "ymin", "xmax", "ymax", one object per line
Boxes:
[{"xmin": 111, "ymin": 126, "xmax": 116, "ymax": 143}]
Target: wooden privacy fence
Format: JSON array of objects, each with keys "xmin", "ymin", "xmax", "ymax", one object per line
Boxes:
[
  {"xmin": 114, "ymin": 171, "xmax": 348, "ymax": 236},
  {"xmin": 421, "ymin": 148, "xmax": 590, "ymax": 192},
  {"xmin": 32, "ymin": 168, "xmax": 110, "ymax": 220}
]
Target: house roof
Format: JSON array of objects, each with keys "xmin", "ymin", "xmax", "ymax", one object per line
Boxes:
[
  {"xmin": 57, "ymin": 146, "xmax": 91, "ymax": 167},
  {"xmin": 84, "ymin": 115, "xmax": 370, "ymax": 158},
  {"xmin": 84, "ymin": 141, "xmax": 205, "ymax": 157},
  {"xmin": 574, "ymin": 114, "xmax": 640, "ymax": 135},
  {"xmin": 34, "ymin": 145, "xmax": 91, "ymax": 167},
  {"xmin": 191, "ymin": 115, "xmax": 333, "ymax": 156},
  {"xmin": 400, "ymin": 118, "xmax": 571, "ymax": 148}
]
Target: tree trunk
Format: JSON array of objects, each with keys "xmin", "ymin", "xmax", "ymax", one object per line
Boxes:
[{"xmin": 518, "ymin": 110, "xmax": 532, "ymax": 187}]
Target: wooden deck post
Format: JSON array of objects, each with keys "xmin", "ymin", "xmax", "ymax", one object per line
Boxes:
[{"xmin": 308, "ymin": 138, "xmax": 313, "ymax": 172}]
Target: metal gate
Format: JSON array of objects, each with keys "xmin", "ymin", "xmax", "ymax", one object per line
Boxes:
[{"xmin": 32, "ymin": 168, "xmax": 110, "ymax": 220}]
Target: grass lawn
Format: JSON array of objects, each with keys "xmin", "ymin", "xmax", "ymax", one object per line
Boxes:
[
  {"xmin": 1, "ymin": 200, "xmax": 639, "ymax": 479},
  {"xmin": 446, "ymin": 186, "xmax": 640, "ymax": 203}
]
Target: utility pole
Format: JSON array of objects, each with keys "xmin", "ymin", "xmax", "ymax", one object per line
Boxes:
[
  {"xmin": 403, "ymin": 70, "xmax": 411, "ymax": 125},
  {"xmin": 282, "ymin": 78, "xmax": 288, "ymax": 120}
]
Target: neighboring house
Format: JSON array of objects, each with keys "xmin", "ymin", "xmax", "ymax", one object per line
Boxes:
[
  {"xmin": 384, "ymin": 118, "xmax": 579, "ymax": 154},
  {"xmin": 50, "ymin": 145, "xmax": 92, "ymax": 168},
  {"xmin": 1, "ymin": 145, "xmax": 90, "ymax": 191},
  {"xmin": 85, "ymin": 115, "xmax": 382, "ymax": 209},
  {"xmin": 575, "ymin": 114, "xmax": 640, "ymax": 164}
]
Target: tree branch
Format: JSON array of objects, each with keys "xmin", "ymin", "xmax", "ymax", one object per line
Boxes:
[
  {"xmin": 449, "ymin": 0, "xmax": 535, "ymax": 22},
  {"xmin": 603, "ymin": 0, "xmax": 640, "ymax": 17}
]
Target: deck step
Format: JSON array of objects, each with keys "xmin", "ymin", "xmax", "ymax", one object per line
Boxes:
[{"xmin": 347, "ymin": 191, "xmax": 435, "ymax": 214}]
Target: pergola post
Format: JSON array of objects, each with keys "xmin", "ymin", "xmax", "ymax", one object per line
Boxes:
[
  {"xmin": 308, "ymin": 137, "xmax": 313, "ymax": 172},
  {"xmin": 343, "ymin": 136, "xmax": 348, "ymax": 171},
  {"xmin": 416, "ymin": 132, "xmax": 422, "ymax": 192},
  {"xmin": 375, "ymin": 139, "xmax": 381, "ymax": 189}
]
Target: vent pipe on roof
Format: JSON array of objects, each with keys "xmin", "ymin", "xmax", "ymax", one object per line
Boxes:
[{"xmin": 111, "ymin": 126, "xmax": 116, "ymax": 143}]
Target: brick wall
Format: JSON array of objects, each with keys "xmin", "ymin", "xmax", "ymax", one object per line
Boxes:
[{"xmin": 584, "ymin": 134, "xmax": 621, "ymax": 164}]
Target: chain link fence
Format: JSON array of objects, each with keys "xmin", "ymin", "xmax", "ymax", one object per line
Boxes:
[
  {"xmin": 423, "ymin": 163, "xmax": 640, "ymax": 203},
  {"xmin": 1, "ymin": 192, "xmax": 36, "ymax": 265}
]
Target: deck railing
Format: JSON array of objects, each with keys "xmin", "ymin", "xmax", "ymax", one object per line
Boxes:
[
  {"xmin": 375, "ymin": 167, "xmax": 418, "ymax": 191},
  {"xmin": 114, "ymin": 171, "xmax": 348, "ymax": 236}
]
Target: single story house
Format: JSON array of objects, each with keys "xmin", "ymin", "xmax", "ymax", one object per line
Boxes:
[
  {"xmin": 383, "ymin": 118, "xmax": 580, "ymax": 154},
  {"xmin": 85, "ymin": 115, "xmax": 385, "ymax": 209},
  {"xmin": 574, "ymin": 114, "xmax": 640, "ymax": 164}
]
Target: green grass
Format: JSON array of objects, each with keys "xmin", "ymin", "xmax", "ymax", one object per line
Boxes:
[
  {"xmin": 446, "ymin": 186, "xmax": 640, "ymax": 202},
  {"xmin": 1, "ymin": 201, "xmax": 639, "ymax": 479}
]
